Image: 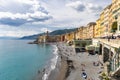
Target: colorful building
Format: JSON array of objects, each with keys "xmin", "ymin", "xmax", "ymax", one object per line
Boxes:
[
  {"xmin": 95, "ymin": 19, "xmax": 101, "ymax": 38},
  {"xmin": 109, "ymin": 4, "xmax": 113, "ymax": 34},
  {"xmin": 65, "ymin": 32, "xmax": 75, "ymax": 41},
  {"xmin": 103, "ymin": 5, "xmax": 112, "ymax": 37},
  {"xmin": 100, "ymin": 11, "xmax": 105, "ymax": 37},
  {"xmin": 112, "ymin": 0, "xmax": 120, "ymax": 35},
  {"xmin": 82, "ymin": 27, "xmax": 87, "ymax": 39},
  {"xmin": 75, "ymin": 26, "xmax": 84, "ymax": 39},
  {"xmin": 86, "ymin": 22, "xmax": 96, "ymax": 39}
]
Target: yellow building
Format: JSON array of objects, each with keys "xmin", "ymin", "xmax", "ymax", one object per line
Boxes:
[
  {"xmin": 82, "ymin": 27, "xmax": 87, "ymax": 39},
  {"xmin": 65, "ymin": 32, "xmax": 75, "ymax": 41},
  {"xmin": 103, "ymin": 4, "xmax": 112, "ymax": 37},
  {"xmin": 109, "ymin": 4, "xmax": 113, "ymax": 34},
  {"xmin": 95, "ymin": 19, "xmax": 101, "ymax": 38},
  {"xmin": 86, "ymin": 22, "xmax": 96, "ymax": 39},
  {"xmin": 112, "ymin": 0, "xmax": 120, "ymax": 34},
  {"xmin": 100, "ymin": 11, "xmax": 105, "ymax": 37},
  {"xmin": 76, "ymin": 26, "xmax": 84, "ymax": 39},
  {"xmin": 118, "ymin": 14, "xmax": 120, "ymax": 34},
  {"xmin": 75, "ymin": 28, "xmax": 80, "ymax": 40}
]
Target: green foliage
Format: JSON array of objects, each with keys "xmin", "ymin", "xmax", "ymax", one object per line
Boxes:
[{"xmin": 111, "ymin": 21, "xmax": 117, "ymax": 33}]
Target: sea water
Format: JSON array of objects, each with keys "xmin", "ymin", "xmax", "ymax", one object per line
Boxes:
[{"xmin": 0, "ymin": 39, "xmax": 55, "ymax": 80}]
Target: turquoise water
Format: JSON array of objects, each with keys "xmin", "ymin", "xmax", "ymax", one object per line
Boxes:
[{"xmin": 0, "ymin": 40, "xmax": 53, "ymax": 80}]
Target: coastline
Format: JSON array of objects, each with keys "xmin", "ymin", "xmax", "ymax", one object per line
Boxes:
[
  {"xmin": 35, "ymin": 42, "xmax": 102, "ymax": 80},
  {"xmin": 46, "ymin": 42, "xmax": 69, "ymax": 80},
  {"xmin": 35, "ymin": 42, "xmax": 73, "ymax": 80}
]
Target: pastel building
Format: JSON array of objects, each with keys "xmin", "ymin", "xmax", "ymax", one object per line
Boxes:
[
  {"xmin": 86, "ymin": 22, "xmax": 96, "ymax": 39},
  {"xmin": 112, "ymin": 0, "xmax": 120, "ymax": 34},
  {"xmin": 95, "ymin": 19, "xmax": 101, "ymax": 38},
  {"xmin": 100, "ymin": 11, "xmax": 105, "ymax": 37},
  {"xmin": 103, "ymin": 5, "xmax": 112, "ymax": 37},
  {"xmin": 82, "ymin": 27, "xmax": 87, "ymax": 39}
]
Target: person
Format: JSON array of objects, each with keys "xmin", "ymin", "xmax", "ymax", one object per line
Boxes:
[{"xmin": 81, "ymin": 72, "xmax": 87, "ymax": 79}]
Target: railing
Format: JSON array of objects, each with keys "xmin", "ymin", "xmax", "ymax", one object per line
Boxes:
[{"xmin": 99, "ymin": 39, "xmax": 120, "ymax": 48}]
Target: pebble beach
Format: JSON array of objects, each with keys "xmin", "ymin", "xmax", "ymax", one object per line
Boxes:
[{"xmin": 36, "ymin": 42, "xmax": 103, "ymax": 80}]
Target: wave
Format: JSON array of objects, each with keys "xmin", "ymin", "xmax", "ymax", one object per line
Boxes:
[{"xmin": 42, "ymin": 45, "xmax": 59, "ymax": 80}]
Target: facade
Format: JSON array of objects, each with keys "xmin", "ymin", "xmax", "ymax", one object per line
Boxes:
[
  {"xmin": 109, "ymin": 4, "xmax": 113, "ymax": 34},
  {"xmin": 86, "ymin": 22, "xmax": 96, "ymax": 39},
  {"xmin": 61, "ymin": 34, "xmax": 66, "ymax": 42},
  {"xmin": 79, "ymin": 26, "xmax": 84, "ymax": 39},
  {"xmin": 100, "ymin": 11, "xmax": 105, "ymax": 37},
  {"xmin": 75, "ymin": 29, "xmax": 79, "ymax": 40},
  {"xmin": 76, "ymin": 26, "xmax": 84, "ymax": 39},
  {"xmin": 103, "ymin": 5, "xmax": 112, "ymax": 37},
  {"xmin": 95, "ymin": 19, "xmax": 101, "ymax": 38},
  {"xmin": 112, "ymin": 0, "xmax": 120, "ymax": 34},
  {"xmin": 82, "ymin": 27, "xmax": 87, "ymax": 39},
  {"xmin": 65, "ymin": 32, "xmax": 75, "ymax": 41},
  {"xmin": 118, "ymin": 14, "xmax": 120, "ymax": 33}
]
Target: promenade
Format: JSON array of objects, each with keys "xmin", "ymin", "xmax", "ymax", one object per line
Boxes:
[{"xmin": 99, "ymin": 39, "xmax": 120, "ymax": 48}]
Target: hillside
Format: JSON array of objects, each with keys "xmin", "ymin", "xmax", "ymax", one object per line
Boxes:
[{"xmin": 20, "ymin": 28, "xmax": 77, "ymax": 39}]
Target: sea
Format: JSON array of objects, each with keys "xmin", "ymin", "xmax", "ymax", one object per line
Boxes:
[{"xmin": 0, "ymin": 39, "xmax": 58, "ymax": 80}]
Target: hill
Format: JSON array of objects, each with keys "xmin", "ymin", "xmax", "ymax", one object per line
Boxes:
[{"xmin": 20, "ymin": 28, "xmax": 77, "ymax": 40}]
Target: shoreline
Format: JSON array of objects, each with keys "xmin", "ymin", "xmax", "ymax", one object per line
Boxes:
[
  {"xmin": 47, "ymin": 42, "xmax": 69, "ymax": 80},
  {"xmin": 35, "ymin": 42, "xmax": 102, "ymax": 80}
]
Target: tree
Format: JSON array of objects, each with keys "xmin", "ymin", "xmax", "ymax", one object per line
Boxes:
[{"xmin": 111, "ymin": 21, "xmax": 117, "ymax": 33}]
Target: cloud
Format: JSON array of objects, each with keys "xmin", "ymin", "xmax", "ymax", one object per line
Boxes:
[
  {"xmin": 0, "ymin": 25, "xmax": 51, "ymax": 37},
  {"xmin": 0, "ymin": 0, "xmax": 52, "ymax": 26},
  {"xmin": 66, "ymin": 1, "xmax": 85, "ymax": 12},
  {"xmin": 87, "ymin": 3, "xmax": 103, "ymax": 12},
  {"xmin": 66, "ymin": 1, "xmax": 103, "ymax": 13}
]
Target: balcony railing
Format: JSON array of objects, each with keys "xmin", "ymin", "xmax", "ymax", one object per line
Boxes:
[{"xmin": 99, "ymin": 39, "xmax": 120, "ymax": 48}]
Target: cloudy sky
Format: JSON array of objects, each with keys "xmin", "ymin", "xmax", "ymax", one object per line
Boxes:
[{"xmin": 0, "ymin": 0, "xmax": 111, "ymax": 37}]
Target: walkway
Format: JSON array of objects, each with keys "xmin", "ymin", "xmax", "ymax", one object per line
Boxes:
[{"xmin": 99, "ymin": 39, "xmax": 120, "ymax": 48}]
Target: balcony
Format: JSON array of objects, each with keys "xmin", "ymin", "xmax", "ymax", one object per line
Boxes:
[{"xmin": 99, "ymin": 39, "xmax": 120, "ymax": 48}]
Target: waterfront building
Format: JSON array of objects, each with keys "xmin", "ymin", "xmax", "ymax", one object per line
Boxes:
[
  {"xmin": 109, "ymin": 4, "xmax": 113, "ymax": 34},
  {"xmin": 86, "ymin": 22, "xmax": 96, "ymax": 39},
  {"xmin": 100, "ymin": 11, "xmax": 104, "ymax": 37},
  {"xmin": 82, "ymin": 27, "xmax": 87, "ymax": 39},
  {"xmin": 103, "ymin": 5, "xmax": 112, "ymax": 37},
  {"xmin": 118, "ymin": 14, "xmax": 120, "ymax": 34},
  {"xmin": 75, "ymin": 28, "xmax": 82, "ymax": 40},
  {"xmin": 65, "ymin": 32, "xmax": 75, "ymax": 41},
  {"xmin": 112, "ymin": 0, "xmax": 120, "ymax": 35},
  {"xmin": 75, "ymin": 26, "xmax": 84, "ymax": 39},
  {"xmin": 61, "ymin": 34, "xmax": 66, "ymax": 42},
  {"xmin": 79, "ymin": 26, "xmax": 84, "ymax": 39},
  {"xmin": 95, "ymin": 19, "xmax": 101, "ymax": 38}
]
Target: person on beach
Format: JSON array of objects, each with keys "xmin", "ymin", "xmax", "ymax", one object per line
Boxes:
[{"xmin": 81, "ymin": 72, "xmax": 87, "ymax": 79}]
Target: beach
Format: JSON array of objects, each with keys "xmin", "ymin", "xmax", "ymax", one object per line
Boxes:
[{"xmin": 36, "ymin": 42, "xmax": 103, "ymax": 80}]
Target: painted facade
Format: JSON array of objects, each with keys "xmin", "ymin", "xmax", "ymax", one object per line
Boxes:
[
  {"xmin": 86, "ymin": 22, "xmax": 96, "ymax": 39},
  {"xmin": 95, "ymin": 19, "xmax": 101, "ymax": 38},
  {"xmin": 100, "ymin": 11, "xmax": 104, "ymax": 37}
]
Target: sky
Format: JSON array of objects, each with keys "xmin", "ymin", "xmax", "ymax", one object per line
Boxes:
[{"xmin": 0, "ymin": 0, "xmax": 111, "ymax": 37}]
